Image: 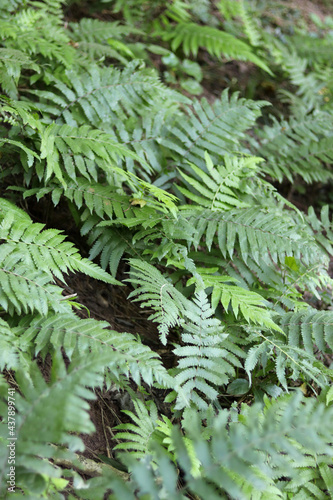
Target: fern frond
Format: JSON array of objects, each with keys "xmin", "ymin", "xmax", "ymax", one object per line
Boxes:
[
  {"xmin": 0, "ymin": 248, "xmax": 68, "ymax": 316},
  {"xmin": 70, "ymin": 18, "xmax": 138, "ymax": 44},
  {"xmin": 289, "ymin": 32, "xmax": 333, "ymax": 66},
  {"xmin": 163, "ymin": 90, "xmax": 268, "ymax": 171},
  {"xmin": 0, "ymin": 137, "xmax": 39, "ymax": 168},
  {"xmin": 218, "ymin": 0, "xmax": 262, "ymax": 47},
  {"xmin": 23, "ymin": 178, "xmax": 131, "ymax": 219},
  {"xmin": 34, "ymin": 62, "xmax": 170, "ymax": 127},
  {"xmin": 173, "ymin": 290, "xmax": 239, "ymax": 410},
  {"xmin": 177, "ymin": 152, "xmax": 262, "ymax": 210},
  {"xmin": 0, "ymin": 95, "xmax": 40, "ymax": 128},
  {"xmin": 39, "ymin": 122, "xmax": 151, "ymax": 184},
  {"xmin": 188, "ymin": 271, "xmax": 281, "ymax": 331},
  {"xmin": 17, "ymin": 312, "xmax": 172, "ymax": 387},
  {"xmin": 182, "ymin": 206, "xmax": 315, "ymax": 265},
  {"xmin": 159, "ymin": 22, "xmax": 271, "ymax": 72},
  {"xmin": 0, "ymin": 48, "xmax": 39, "ymax": 98},
  {"xmin": 245, "ymin": 327, "xmax": 328, "ymax": 389},
  {"xmin": 0, "ymin": 213, "xmax": 120, "ymax": 284},
  {"xmin": 113, "ymin": 167, "xmax": 179, "ymax": 216},
  {"xmin": 0, "ymin": 8, "xmax": 75, "ymax": 68},
  {"xmin": 278, "ymin": 308, "xmax": 333, "ymax": 355},
  {"xmin": 69, "ymin": 19, "xmax": 140, "ymax": 63},
  {"xmin": 127, "ymin": 259, "xmax": 190, "ymax": 345},
  {"xmin": 85, "ymin": 224, "xmax": 132, "ymax": 277},
  {"xmin": 0, "ymin": 350, "xmax": 113, "ymax": 497},
  {"xmin": 306, "ymin": 205, "xmax": 333, "ymax": 257},
  {"xmin": 97, "ymin": 394, "xmax": 333, "ymax": 499},
  {"xmin": 265, "ymin": 41, "xmax": 328, "ymax": 113},
  {"xmin": 251, "ymin": 111, "xmax": 333, "ymax": 183},
  {"xmin": 114, "ymin": 400, "xmax": 158, "ymax": 460},
  {"xmin": 0, "ymin": 198, "xmax": 31, "ymax": 222},
  {"xmin": 0, "ymin": 318, "xmax": 21, "ymax": 370}
]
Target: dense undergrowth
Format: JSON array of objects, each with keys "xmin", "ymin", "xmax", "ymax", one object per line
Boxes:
[{"xmin": 1, "ymin": 0, "xmax": 333, "ymax": 498}]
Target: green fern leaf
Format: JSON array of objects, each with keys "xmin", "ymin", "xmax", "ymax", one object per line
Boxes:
[
  {"xmin": 163, "ymin": 90, "xmax": 268, "ymax": 171},
  {"xmin": 0, "ymin": 350, "xmax": 114, "ymax": 496},
  {"xmin": 0, "ymin": 47, "xmax": 39, "ymax": 98},
  {"xmin": 245, "ymin": 327, "xmax": 329, "ymax": 389},
  {"xmin": 34, "ymin": 62, "xmax": 170, "ymax": 128},
  {"xmin": 0, "ymin": 213, "xmax": 120, "ymax": 284},
  {"xmin": 39, "ymin": 123, "xmax": 152, "ymax": 184},
  {"xmin": 173, "ymin": 290, "xmax": 239, "ymax": 410},
  {"xmin": 0, "ymin": 249, "xmax": 68, "ymax": 316},
  {"xmin": 127, "ymin": 259, "xmax": 189, "ymax": 345},
  {"xmin": 279, "ymin": 308, "xmax": 333, "ymax": 354},
  {"xmin": 182, "ymin": 206, "xmax": 315, "ymax": 265},
  {"xmin": 177, "ymin": 152, "xmax": 263, "ymax": 210},
  {"xmin": 251, "ymin": 111, "xmax": 333, "ymax": 183},
  {"xmin": 0, "ymin": 318, "xmax": 21, "ymax": 370},
  {"xmin": 114, "ymin": 400, "xmax": 158, "ymax": 460},
  {"xmin": 160, "ymin": 22, "xmax": 271, "ymax": 72},
  {"xmin": 17, "ymin": 311, "xmax": 172, "ymax": 387}
]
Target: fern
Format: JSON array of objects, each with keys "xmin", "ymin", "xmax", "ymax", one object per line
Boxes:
[
  {"xmin": 112, "ymin": 166, "xmax": 179, "ymax": 216},
  {"xmin": 7, "ymin": 311, "xmax": 172, "ymax": 387},
  {"xmin": 39, "ymin": 122, "xmax": 151, "ymax": 184},
  {"xmin": 74, "ymin": 394, "xmax": 333, "ymax": 499},
  {"xmin": 69, "ymin": 19, "xmax": 140, "ymax": 63},
  {"xmin": 2, "ymin": 1, "xmax": 333, "ymax": 497},
  {"xmin": 0, "ymin": 318, "xmax": 21, "ymax": 370},
  {"xmin": 189, "ymin": 271, "xmax": 281, "ymax": 331},
  {"xmin": 159, "ymin": 22, "xmax": 271, "ymax": 72},
  {"xmin": 0, "ymin": 249, "xmax": 68, "ymax": 316},
  {"xmin": 85, "ymin": 224, "xmax": 133, "ymax": 277},
  {"xmin": 114, "ymin": 400, "xmax": 159, "ymax": 460},
  {"xmin": 182, "ymin": 206, "xmax": 316, "ymax": 264},
  {"xmin": 278, "ymin": 308, "xmax": 333, "ymax": 355},
  {"xmin": 22, "ymin": 178, "xmax": 131, "ymax": 219},
  {"xmin": 0, "ymin": 205, "xmax": 122, "ymax": 316},
  {"xmin": 163, "ymin": 90, "xmax": 268, "ymax": 171},
  {"xmin": 127, "ymin": 259, "xmax": 189, "ymax": 344},
  {"xmin": 0, "ymin": 211, "xmax": 120, "ymax": 284},
  {"xmin": 0, "ymin": 350, "xmax": 116, "ymax": 498},
  {"xmin": 244, "ymin": 327, "xmax": 329, "ymax": 390},
  {"xmin": 177, "ymin": 152, "xmax": 263, "ymax": 210},
  {"xmin": 172, "ymin": 290, "xmax": 239, "ymax": 410},
  {"xmin": 0, "ymin": 48, "xmax": 39, "ymax": 98},
  {"xmin": 250, "ymin": 111, "xmax": 333, "ymax": 183},
  {"xmin": 32, "ymin": 62, "xmax": 173, "ymax": 128},
  {"xmin": 218, "ymin": 0, "xmax": 262, "ymax": 47},
  {"xmin": 0, "ymin": 6, "xmax": 76, "ymax": 68},
  {"xmin": 306, "ymin": 204, "xmax": 333, "ymax": 257}
]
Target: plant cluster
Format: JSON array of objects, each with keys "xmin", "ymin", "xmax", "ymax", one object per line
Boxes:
[{"xmin": 1, "ymin": 0, "xmax": 333, "ymax": 498}]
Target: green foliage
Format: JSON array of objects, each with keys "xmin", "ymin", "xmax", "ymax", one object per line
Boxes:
[
  {"xmin": 250, "ymin": 110, "xmax": 333, "ymax": 183},
  {"xmin": 127, "ymin": 259, "xmax": 189, "ymax": 344},
  {"xmin": 158, "ymin": 22, "xmax": 271, "ymax": 72},
  {"xmin": 0, "ymin": 212, "xmax": 120, "ymax": 284},
  {"xmin": 104, "ymin": 393, "xmax": 333, "ymax": 499},
  {"xmin": 172, "ymin": 290, "xmax": 239, "ymax": 410},
  {"xmin": 163, "ymin": 90, "xmax": 268, "ymax": 170},
  {"xmin": 0, "ymin": 351, "xmax": 115, "ymax": 498},
  {"xmin": 114, "ymin": 400, "xmax": 159, "ymax": 459},
  {"xmin": 1, "ymin": 0, "xmax": 333, "ymax": 498},
  {"xmin": 177, "ymin": 152, "xmax": 262, "ymax": 210}
]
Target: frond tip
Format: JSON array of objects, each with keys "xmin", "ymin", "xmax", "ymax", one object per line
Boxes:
[
  {"xmin": 160, "ymin": 22, "xmax": 271, "ymax": 73},
  {"xmin": 127, "ymin": 259, "xmax": 189, "ymax": 344},
  {"xmin": 173, "ymin": 290, "xmax": 239, "ymax": 410}
]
